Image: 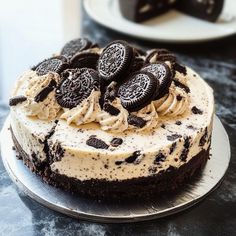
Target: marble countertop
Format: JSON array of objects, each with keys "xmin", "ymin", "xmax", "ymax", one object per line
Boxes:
[{"xmin": 0, "ymin": 10, "xmax": 236, "ymax": 236}]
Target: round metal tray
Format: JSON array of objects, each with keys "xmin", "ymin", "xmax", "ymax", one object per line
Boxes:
[{"xmin": 0, "ymin": 116, "xmax": 230, "ymax": 223}]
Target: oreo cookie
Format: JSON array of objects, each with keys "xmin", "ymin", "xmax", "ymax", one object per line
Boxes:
[
  {"xmin": 61, "ymin": 38, "xmax": 92, "ymax": 59},
  {"xmin": 127, "ymin": 114, "xmax": 147, "ymax": 128},
  {"xmin": 9, "ymin": 95, "xmax": 27, "ymax": 106},
  {"xmin": 56, "ymin": 68, "xmax": 100, "ymax": 109},
  {"xmin": 145, "ymin": 49, "xmax": 176, "ymax": 64},
  {"xmin": 33, "ymin": 56, "xmax": 68, "ymax": 76},
  {"xmin": 118, "ymin": 72, "xmax": 158, "ymax": 111},
  {"xmin": 141, "ymin": 63, "xmax": 172, "ymax": 99},
  {"xmin": 97, "ymin": 40, "xmax": 134, "ymax": 82},
  {"xmin": 34, "ymin": 79, "xmax": 57, "ymax": 102},
  {"xmin": 130, "ymin": 56, "xmax": 145, "ymax": 73},
  {"xmin": 86, "ymin": 137, "xmax": 109, "ymax": 149},
  {"xmin": 70, "ymin": 52, "xmax": 99, "ymax": 70}
]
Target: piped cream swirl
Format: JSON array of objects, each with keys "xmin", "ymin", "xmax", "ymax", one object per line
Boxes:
[
  {"xmin": 61, "ymin": 90, "xmax": 101, "ymax": 126},
  {"xmin": 24, "ymin": 72, "xmax": 61, "ymax": 120},
  {"xmin": 97, "ymin": 98, "xmax": 129, "ymax": 133},
  {"xmin": 154, "ymin": 83, "xmax": 190, "ymax": 117},
  {"xmin": 131, "ymin": 102, "xmax": 158, "ymax": 131}
]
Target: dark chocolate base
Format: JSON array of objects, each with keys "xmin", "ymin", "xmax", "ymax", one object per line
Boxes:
[
  {"xmin": 11, "ymin": 128, "xmax": 210, "ymax": 201},
  {"xmin": 119, "ymin": 0, "xmax": 224, "ymax": 23}
]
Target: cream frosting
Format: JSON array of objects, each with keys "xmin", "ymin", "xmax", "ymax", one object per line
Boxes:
[
  {"xmin": 24, "ymin": 72, "xmax": 61, "ymax": 120},
  {"xmin": 154, "ymin": 83, "xmax": 190, "ymax": 117},
  {"xmin": 60, "ymin": 90, "xmax": 101, "ymax": 126},
  {"xmin": 10, "ymin": 66, "xmax": 215, "ymax": 181},
  {"xmin": 131, "ymin": 102, "xmax": 159, "ymax": 131},
  {"xmin": 97, "ymin": 98, "xmax": 129, "ymax": 132}
]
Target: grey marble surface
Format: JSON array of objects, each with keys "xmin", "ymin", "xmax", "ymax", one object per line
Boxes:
[{"xmin": 0, "ymin": 10, "xmax": 236, "ymax": 236}]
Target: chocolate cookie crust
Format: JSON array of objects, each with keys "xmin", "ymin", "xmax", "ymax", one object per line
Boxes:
[{"xmin": 11, "ymin": 128, "xmax": 210, "ymax": 201}]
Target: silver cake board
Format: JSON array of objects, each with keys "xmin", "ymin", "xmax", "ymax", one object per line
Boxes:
[{"xmin": 0, "ymin": 116, "xmax": 231, "ymax": 223}]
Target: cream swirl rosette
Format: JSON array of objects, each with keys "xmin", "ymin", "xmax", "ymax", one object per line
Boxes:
[
  {"xmin": 60, "ymin": 90, "xmax": 101, "ymax": 126},
  {"xmin": 97, "ymin": 98, "xmax": 129, "ymax": 133},
  {"xmin": 153, "ymin": 83, "xmax": 190, "ymax": 117},
  {"xmin": 24, "ymin": 72, "xmax": 61, "ymax": 120},
  {"xmin": 130, "ymin": 102, "xmax": 158, "ymax": 131}
]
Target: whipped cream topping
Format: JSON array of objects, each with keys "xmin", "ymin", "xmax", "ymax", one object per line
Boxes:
[
  {"xmin": 24, "ymin": 72, "xmax": 61, "ymax": 120},
  {"xmin": 61, "ymin": 90, "xmax": 101, "ymax": 126},
  {"xmin": 131, "ymin": 102, "xmax": 158, "ymax": 131},
  {"xmin": 11, "ymin": 65, "xmax": 214, "ymax": 181},
  {"xmin": 97, "ymin": 98, "xmax": 129, "ymax": 132},
  {"xmin": 154, "ymin": 83, "xmax": 190, "ymax": 117}
]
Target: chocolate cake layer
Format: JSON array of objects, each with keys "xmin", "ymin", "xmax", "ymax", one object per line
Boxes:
[{"xmin": 11, "ymin": 128, "xmax": 210, "ymax": 201}]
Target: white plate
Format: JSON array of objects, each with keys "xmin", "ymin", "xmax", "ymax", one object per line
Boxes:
[
  {"xmin": 0, "ymin": 116, "xmax": 231, "ymax": 223},
  {"xmin": 84, "ymin": 0, "xmax": 236, "ymax": 43}
]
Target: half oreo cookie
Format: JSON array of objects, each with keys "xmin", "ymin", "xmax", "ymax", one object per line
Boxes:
[
  {"xmin": 97, "ymin": 40, "xmax": 134, "ymax": 82},
  {"xmin": 145, "ymin": 49, "xmax": 176, "ymax": 64},
  {"xmin": 141, "ymin": 62, "xmax": 172, "ymax": 99},
  {"xmin": 61, "ymin": 38, "xmax": 92, "ymax": 59},
  {"xmin": 56, "ymin": 68, "xmax": 100, "ymax": 109},
  {"xmin": 118, "ymin": 71, "xmax": 158, "ymax": 111},
  {"xmin": 33, "ymin": 56, "xmax": 68, "ymax": 76},
  {"xmin": 70, "ymin": 52, "xmax": 99, "ymax": 70}
]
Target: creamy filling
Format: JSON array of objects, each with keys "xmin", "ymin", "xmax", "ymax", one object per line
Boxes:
[
  {"xmin": 131, "ymin": 102, "xmax": 159, "ymax": 131},
  {"xmin": 154, "ymin": 83, "xmax": 190, "ymax": 117},
  {"xmin": 97, "ymin": 98, "xmax": 129, "ymax": 132},
  {"xmin": 61, "ymin": 90, "xmax": 101, "ymax": 126},
  {"xmin": 10, "ymin": 66, "xmax": 214, "ymax": 181},
  {"xmin": 24, "ymin": 72, "xmax": 61, "ymax": 120}
]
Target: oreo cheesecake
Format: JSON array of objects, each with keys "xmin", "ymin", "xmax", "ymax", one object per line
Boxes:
[
  {"xmin": 119, "ymin": 0, "xmax": 224, "ymax": 22},
  {"xmin": 9, "ymin": 38, "xmax": 214, "ymax": 200}
]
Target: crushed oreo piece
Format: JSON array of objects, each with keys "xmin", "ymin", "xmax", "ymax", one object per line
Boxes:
[
  {"xmin": 175, "ymin": 121, "xmax": 182, "ymax": 125},
  {"xmin": 49, "ymin": 141, "xmax": 65, "ymax": 163},
  {"xmin": 103, "ymin": 82, "xmax": 118, "ymax": 103},
  {"xmin": 145, "ymin": 49, "xmax": 176, "ymax": 63},
  {"xmin": 199, "ymin": 128, "xmax": 208, "ymax": 146},
  {"xmin": 191, "ymin": 106, "xmax": 203, "ymax": 115},
  {"xmin": 169, "ymin": 142, "xmax": 177, "ymax": 154},
  {"xmin": 110, "ymin": 138, "xmax": 123, "ymax": 147},
  {"xmin": 115, "ymin": 161, "xmax": 123, "ymax": 165},
  {"xmin": 180, "ymin": 137, "xmax": 191, "ymax": 161},
  {"xmin": 34, "ymin": 79, "xmax": 57, "ymax": 102},
  {"xmin": 173, "ymin": 79, "xmax": 190, "ymax": 93},
  {"xmin": 167, "ymin": 134, "xmax": 182, "ymax": 141},
  {"xmin": 172, "ymin": 63, "xmax": 187, "ymax": 75},
  {"xmin": 154, "ymin": 153, "xmax": 166, "ymax": 165},
  {"xmin": 148, "ymin": 166, "xmax": 157, "ymax": 174},
  {"xmin": 103, "ymin": 103, "xmax": 120, "ymax": 116},
  {"xmin": 125, "ymin": 151, "xmax": 141, "ymax": 163},
  {"xmin": 161, "ymin": 124, "xmax": 166, "ymax": 129},
  {"xmin": 127, "ymin": 114, "xmax": 147, "ymax": 128},
  {"xmin": 86, "ymin": 137, "xmax": 109, "ymax": 149},
  {"xmin": 9, "ymin": 95, "xmax": 27, "ymax": 106},
  {"xmin": 176, "ymin": 95, "xmax": 183, "ymax": 101},
  {"xmin": 187, "ymin": 125, "xmax": 196, "ymax": 130}
]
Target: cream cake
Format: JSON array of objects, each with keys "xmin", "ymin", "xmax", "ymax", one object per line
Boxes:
[{"xmin": 9, "ymin": 39, "xmax": 214, "ymax": 199}]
